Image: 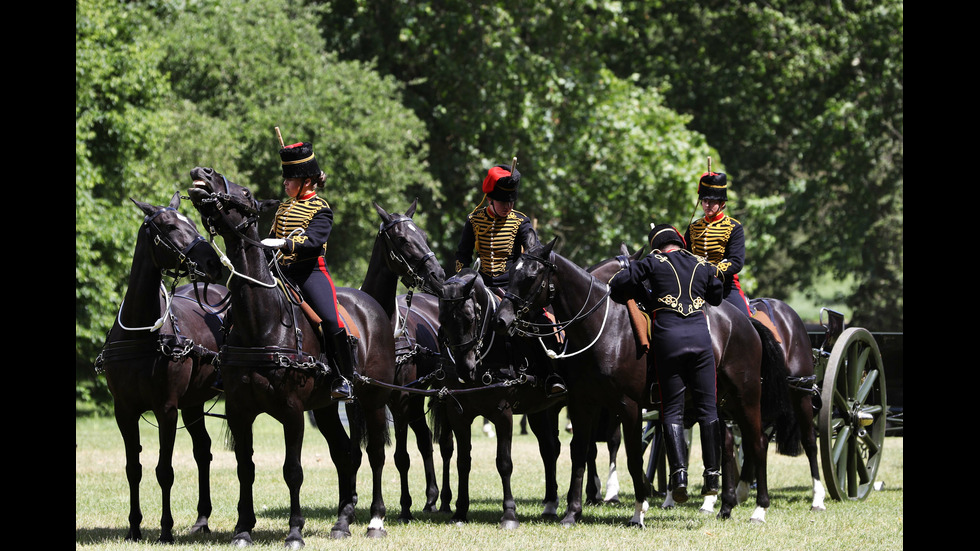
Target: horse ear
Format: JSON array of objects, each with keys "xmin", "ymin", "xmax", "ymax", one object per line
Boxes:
[
  {"xmin": 405, "ymin": 197, "xmax": 418, "ymax": 218},
  {"xmin": 168, "ymin": 191, "xmax": 181, "ymax": 210},
  {"xmin": 462, "ymin": 273, "xmax": 477, "ymax": 297},
  {"xmin": 632, "ymin": 247, "xmax": 645, "ymax": 260},
  {"xmin": 373, "ymin": 201, "xmax": 391, "ymax": 223},
  {"xmin": 258, "ymin": 199, "xmax": 280, "ymax": 213},
  {"xmin": 131, "ymin": 197, "xmax": 155, "ymax": 217},
  {"xmin": 544, "ymin": 236, "xmax": 559, "ymax": 255},
  {"xmin": 619, "ymin": 242, "xmax": 630, "ymax": 256}
]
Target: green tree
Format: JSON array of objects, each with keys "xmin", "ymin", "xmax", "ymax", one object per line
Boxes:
[{"xmin": 602, "ymin": 0, "xmax": 904, "ymax": 329}]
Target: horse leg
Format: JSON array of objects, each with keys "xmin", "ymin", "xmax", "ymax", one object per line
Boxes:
[
  {"xmin": 560, "ymin": 405, "xmax": 594, "ymax": 527},
  {"xmin": 493, "ymin": 411, "xmax": 519, "ymax": 530},
  {"xmin": 281, "ymin": 409, "xmax": 307, "ymax": 549},
  {"xmin": 438, "ymin": 414, "xmax": 455, "ymax": 514},
  {"xmin": 526, "ymin": 408, "xmax": 560, "ymax": 520},
  {"xmin": 114, "ymin": 407, "xmax": 143, "ymax": 541},
  {"xmin": 450, "ymin": 416, "xmax": 473, "ymax": 524},
  {"xmin": 312, "ymin": 406, "xmax": 355, "ymax": 539},
  {"xmin": 716, "ymin": 421, "xmax": 738, "ymax": 519},
  {"xmin": 619, "ymin": 403, "xmax": 649, "ymax": 528},
  {"xmin": 181, "ymin": 404, "xmax": 213, "ymax": 535},
  {"xmin": 410, "ymin": 402, "xmax": 440, "ymax": 513},
  {"xmin": 605, "ymin": 424, "xmax": 622, "ymax": 503},
  {"xmin": 392, "ymin": 412, "xmax": 414, "ymax": 521},
  {"xmin": 228, "ymin": 407, "xmax": 258, "ymax": 546},
  {"xmin": 364, "ymin": 405, "xmax": 389, "ymax": 538},
  {"xmin": 796, "ymin": 391, "xmax": 825, "ymax": 511},
  {"xmin": 154, "ymin": 402, "xmax": 179, "ymax": 543},
  {"xmin": 746, "ymin": 415, "xmax": 771, "ymax": 524},
  {"xmin": 585, "ymin": 438, "xmax": 601, "ymax": 505}
]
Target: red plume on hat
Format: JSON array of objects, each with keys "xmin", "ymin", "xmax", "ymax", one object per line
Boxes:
[{"xmin": 482, "ymin": 164, "xmax": 521, "ymax": 202}]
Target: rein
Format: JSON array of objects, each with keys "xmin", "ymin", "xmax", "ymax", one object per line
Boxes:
[
  {"xmin": 440, "ymin": 284, "xmax": 499, "ymax": 373},
  {"xmin": 503, "ymin": 252, "xmax": 614, "ymax": 359}
]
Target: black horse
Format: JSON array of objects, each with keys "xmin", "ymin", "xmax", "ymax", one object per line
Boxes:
[
  {"xmin": 98, "ymin": 193, "xmax": 228, "ymax": 543},
  {"xmin": 437, "ymin": 268, "xmax": 566, "ymax": 529},
  {"xmin": 187, "ymin": 167, "xmax": 395, "ymax": 546},
  {"xmin": 362, "ymin": 200, "xmax": 446, "ymax": 520},
  {"xmin": 495, "ymin": 239, "xmax": 794, "ymax": 525}
]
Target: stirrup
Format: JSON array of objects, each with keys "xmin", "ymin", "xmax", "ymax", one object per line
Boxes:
[
  {"xmin": 331, "ymin": 378, "xmax": 353, "ymax": 402},
  {"xmin": 546, "ymin": 374, "xmax": 567, "ymax": 396}
]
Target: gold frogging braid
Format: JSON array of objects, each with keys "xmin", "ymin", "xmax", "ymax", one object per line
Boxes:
[
  {"xmin": 687, "ymin": 215, "xmax": 741, "ymax": 272},
  {"xmin": 468, "ymin": 208, "xmax": 527, "ymax": 278},
  {"xmin": 270, "ymin": 195, "xmax": 331, "ymax": 262}
]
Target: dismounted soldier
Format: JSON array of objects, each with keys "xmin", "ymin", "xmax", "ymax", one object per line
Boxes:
[
  {"xmin": 260, "ymin": 141, "xmax": 356, "ymax": 402},
  {"xmin": 685, "ymin": 171, "xmax": 752, "ymax": 316},
  {"xmin": 608, "ymin": 224, "xmax": 724, "ymax": 502},
  {"xmin": 453, "ymin": 163, "xmax": 566, "ymax": 396}
]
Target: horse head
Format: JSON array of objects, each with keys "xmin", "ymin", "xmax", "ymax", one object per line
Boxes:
[
  {"xmin": 131, "ymin": 191, "xmax": 223, "ymax": 282},
  {"xmin": 374, "ymin": 199, "xmax": 446, "ymax": 296},
  {"xmin": 494, "ymin": 237, "xmax": 560, "ymax": 336},
  {"xmin": 187, "ymin": 166, "xmax": 279, "ymax": 242},
  {"xmin": 438, "ymin": 268, "xmax": 489, "ymax": 384}
]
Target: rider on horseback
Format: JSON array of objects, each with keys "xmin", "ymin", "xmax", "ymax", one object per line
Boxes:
[
  {"xmin": 261, "ymin": 141, "xmax": 356, "ymax": 402},
  {"xmin": 685, "ymin": 169, "xmax": 753, "ymax": 316},
  {"xmin": 453, "ymin": 162, "xmax": 566, "ymax": 396},
  {"xmin": 609, "ymin": 224, "xmax": 725, "ymax": 502}
]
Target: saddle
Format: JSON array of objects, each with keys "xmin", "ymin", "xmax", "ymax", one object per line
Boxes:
[
  {"xmin": 749, "ymin": 301, "xmax": 782, "ymax": 344},
  {"xmin": 281, "ymin": 280, "xmax": 361, "ymax": 341}
]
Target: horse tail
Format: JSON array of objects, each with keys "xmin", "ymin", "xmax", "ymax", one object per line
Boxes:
[
  {"xmin": 751, "ymin": 318, "xmax": 796, "ymax": 453},
  {"xmin": 221, "ymin": 418, "xmax": 235, "ymax": 451}
]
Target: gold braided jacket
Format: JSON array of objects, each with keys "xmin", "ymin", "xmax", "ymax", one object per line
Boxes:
[{"xmin": 269, "ymin": 194, "xmax": 332, "ymax": 264}]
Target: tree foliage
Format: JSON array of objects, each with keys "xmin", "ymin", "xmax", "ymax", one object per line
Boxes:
[{"xmin": 77, "ymin": 0, "xmax": 903, "ymax": 401}]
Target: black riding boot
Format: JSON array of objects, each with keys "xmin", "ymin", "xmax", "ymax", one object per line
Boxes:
[
  {"xmin": 664, "ymin": 422, "xmax": 689, "ymax": 503},
  {"xmin": 700, "ymin": 419, "xmax": 722, "ymax": 496},
  {"xmin": 329, "ymin": 329, "xmax": 356, "ymax": 402},
  {"xmin": 545, "ymin": 371, "xmax": 567, "ymax": 396}
]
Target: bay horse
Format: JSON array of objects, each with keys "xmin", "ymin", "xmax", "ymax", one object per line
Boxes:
[
  {"xmin": 437, "ymin": 268, "xmax": 565, "ymax": 529},
  {"xmin": 97, "ymin": 193, "xmax": 228, "ymax": 543},
  {"xmin": 495, "ymin": 239, "xmax": 793, "ymax": 525},
  {"xmin": 361, "ymin": 200, "xmax": 446, "ymax": 520},
  {"xmin": 187, "ymin": 167, "xmax": 395, "ymax": 546}
]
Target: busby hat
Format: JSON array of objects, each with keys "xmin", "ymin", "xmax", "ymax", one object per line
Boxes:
[
  {"xmin": 648, "ymin": 223, "xmax": 686, "ymax": 251},
  {"xmin": 482, "ymin": 164, "xmax": 521, "ymax": 202},
  {"xmin": 280, "ymin": 142, "xmax": 321, "ymax": 179},
  {"xmin": 697, "ymin": 171, "xmax": 728, "ymax": 202}
]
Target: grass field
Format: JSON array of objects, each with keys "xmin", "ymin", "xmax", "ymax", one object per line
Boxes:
[{"xmin": 76, "ymin": 402, "xmax": 903, "ymax": 550}]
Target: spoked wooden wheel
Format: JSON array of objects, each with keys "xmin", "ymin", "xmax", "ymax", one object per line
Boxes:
[{"xmin": 818, "ymin": 327, "xmax": 887, "ymax": 501}]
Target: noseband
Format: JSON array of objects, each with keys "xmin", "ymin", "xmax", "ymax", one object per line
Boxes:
[{"xmin": 440, "ymin": 282, "xmax": 499, "ymax": 382}]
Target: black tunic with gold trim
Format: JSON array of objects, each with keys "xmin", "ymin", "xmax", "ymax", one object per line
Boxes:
[
  {"xmin": 454, "ymin": 207, "xmax": 539, "ymax": 288},
  {"xmin": 609, "ymin": 248, "xmax": 723, "ymax": 425},
  {"xmin": 685, "ymin": 213, "xmax": 751, "ymax": 315}
]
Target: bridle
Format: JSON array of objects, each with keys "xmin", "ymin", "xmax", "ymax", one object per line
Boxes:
[
  {"xmin": 501, "ymin": 250, "xmax": 614, "ymax": 359},
  {"xmin": 143, "ymin": 206, "xmax": 212, "ymax": 283},
  {"xmin": 440, "ymin": 279, "xmax": 500, "ymax": 383},
  {"xmin": 377, "ymin": 216, "xmax": 439, "ymax": 295}
]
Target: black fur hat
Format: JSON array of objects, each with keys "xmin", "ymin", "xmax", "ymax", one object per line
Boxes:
[
  {"xmin": 279, "ymin": 142, "xmax": 321, "ymax": 179},
  {"xmin": 482, "ymin": 164, "xmax": 521, "ymax": 202},
  {"xmin": 648, "ymin": 223, "xmax": 686, "ymax": 251},
  {"xmin": 697, "ymin": 171, "xmax": 728, "ymax": 202}
]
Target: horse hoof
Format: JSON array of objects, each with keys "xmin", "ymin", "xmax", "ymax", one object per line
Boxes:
[
  {"xmin": 189, "ymin": 516, "xmax": 210, "ymax": 534},
  {"xmin": 810, "ymin": 505, "xmax": 827, "ymax": 512},
  {"xmin": 500, "ymin": 519, "xmax": 520, "ymax": 530},
  {"xmin": 749, "ymin": 517, "xmax": 766, "ymax": 525},
  {"xmin": 285, "ymin": 537, "xmax": 305, "ymax": 550},
  {"xmin": 626, "ymin": 520, "xmax": 644, "ymax": 529},
  {"xmin": 231, "ymin": 532, "xmax": 253, "ymax": 547},
  {"xmin": 329, "ymin": 529, "xmax": 352, "ymax": 539},
  {"xmin": 366, "ymin": 528, "xmax": 388, "ymax": 538},
  {"xmin": 541, "ymin": 512, "xmax": 558, "ymax": 521}
]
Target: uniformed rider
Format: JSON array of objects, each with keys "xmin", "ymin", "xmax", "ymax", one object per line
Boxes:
[
  {"xmin": 453, "ymin": 163, "xmax": 566, "ymax": 395},
  {"xmin": 685, "ymin": 171, "xmax": 752, "ymax": 316},
  {"xmin": 261, "ymin": 141, "xmax": 356, "ymax": 402}
]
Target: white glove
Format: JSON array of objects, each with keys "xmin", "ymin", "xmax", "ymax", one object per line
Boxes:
[{"xmin": 261, "ymin": 238, "xmax": 286, "ymax": 249}]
